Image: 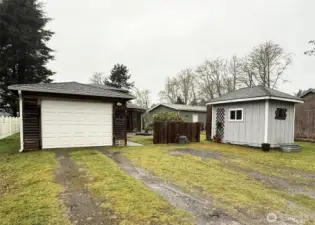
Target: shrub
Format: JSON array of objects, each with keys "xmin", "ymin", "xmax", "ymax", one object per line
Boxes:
[{"xmin": 152, "ymin": 112, "xmax": 185, "ymax": 122}]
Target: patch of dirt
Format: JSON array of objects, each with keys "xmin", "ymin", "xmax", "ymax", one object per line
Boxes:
[
  {"xmin": 98, "ymin": 149, "xmax": 240, "ymax": 225},
  {"xmin": 55, "ymin": 151, "xmax": 116, "ymax": 225}
]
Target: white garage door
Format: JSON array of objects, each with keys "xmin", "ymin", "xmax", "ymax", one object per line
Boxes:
[{"xmin": 41, "ymin": 99, "xmax": 113, "ymax": 149}]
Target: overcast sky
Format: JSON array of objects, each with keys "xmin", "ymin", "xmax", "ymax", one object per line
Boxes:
[{"xmin": 44, "ymin": 0, "xmax": 315, "ymax": 103}]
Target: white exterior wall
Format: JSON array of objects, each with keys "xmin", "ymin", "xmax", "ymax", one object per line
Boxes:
[
  {"xmin": 211, "ymin": 100, "xmax": 296, "ymax": 148},
  {"xmin": 268, "ymin": 100, "xmax": 295, "ymax": 147},
  {"xmin": 212, "ymin": 101, "xmax": 266, "ymax": 147}
]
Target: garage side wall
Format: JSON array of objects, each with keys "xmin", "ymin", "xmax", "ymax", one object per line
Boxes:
[
  {"xmin": 113, "ymin": 102, "xmax": 127, "ymax": 146},
  {"xmin": 268, "ymin": 100, "xmax": 295, "ymax": 147},
  {"xmin": 212, "ymin": 101, "xmax": 265, "ymax": 147}
]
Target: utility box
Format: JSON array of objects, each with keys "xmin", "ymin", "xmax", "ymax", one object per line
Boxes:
[{"xmin": 178, "ymin": 136, "xmax": 187, "ymax": 144}]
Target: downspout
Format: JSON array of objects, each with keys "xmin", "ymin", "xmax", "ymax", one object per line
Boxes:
[{"xmin": 18, "ymin": 90, "xmax": 24, "ymax": 152}]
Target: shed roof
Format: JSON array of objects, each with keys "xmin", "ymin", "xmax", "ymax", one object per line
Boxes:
[
  {"xmin": 208, "ymin": 86, "xmax": 303, "ymax": 105},
  {"xmin": 148, "ymin": 103, "xmax": 206, "ymax": 113},
  {"xmin": 299, "ymin": 89, "xmax": 315, "ymax": 98},
  {"xmin": 127, "ymin": 102, "xmax": 146, "ymax": 111},
  {"xmin": 8, "ymin": 82, "xmax": 135, "ymax": 100}
]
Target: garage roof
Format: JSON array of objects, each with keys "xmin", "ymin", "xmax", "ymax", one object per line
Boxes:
[
  {"xmin": 8, "ymin": 82, "xmax": 135, "ymax": 100},
  {"xmin": 208, "ymin": 86, "xmax": 303, "ymax": 105}
]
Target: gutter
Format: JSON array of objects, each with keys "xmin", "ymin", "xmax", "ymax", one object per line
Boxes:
[
  {"xmin": 18, "ymin": 90, "xmax": 24, "ymax": 152},
  {"xmin": 207, "ymin": 96, "xmax": 304, "ymax": 105}
]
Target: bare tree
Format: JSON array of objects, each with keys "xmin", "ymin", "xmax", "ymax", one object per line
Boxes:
[
  {"xmin": 239, "ymin": 56, "xmax": 256, "ymax": 87},
  {"xmin": 89, "ymin": 72, "xmax": 105, "ymax": 84},
  {"xmin": 176, "ymin": 68, "xmax": 195, "ymax": 104},
  {"xmin": 195, "ymin": 60, "xmax": 216, "ymax": 100},
  {"xmin": 209, "ymin": 58, "xmax": 228, "ymax": 96},
  {"xmin": 305, "ymin": 40, "xmax": 315, "ymax": 56},
  {"xmin": 158, "ymin": 76, "xmax": 179, "ymax": 103},
  {"xmin": 228, "ymin": 55, "xmax": 242, "ymax": 91},
  {"xmin": 133, "ymin": 88, "xmax": 150, "ymax": 109},
  {"xmin": 249, "ymin": 41, "xmax": 292, "ymax": 88}
]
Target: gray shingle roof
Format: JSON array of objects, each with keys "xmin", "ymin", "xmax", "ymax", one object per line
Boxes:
[
  {"xmin": 127, "ymin": 102, "xmax": 146, "ymax": 111},
  {"xmin": 300, "ymin": 89, "xmax": 315, "ymax": 98},
  {"xmin": 8, "ymin": 82, "xmax": 135, "ymax": 100},
  {"xmin": 209, "ymin": 86, "xmax": 302, "ymax": 104},
  {"xmin": 87, "ymin": 83, "xmax": 130, "ymax": 93},
  {"xmin": 149, "ymin": 103, "xmax": 206, "ymax": 113}
]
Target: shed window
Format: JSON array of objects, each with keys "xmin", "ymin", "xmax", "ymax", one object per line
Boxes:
[
  {"xmin": 275, "ymin": 108, "xmax": 287, "ymax": 120},
  {"xmin": 229, "ymin": 109, "xmax": 243, "ymax": 121}
]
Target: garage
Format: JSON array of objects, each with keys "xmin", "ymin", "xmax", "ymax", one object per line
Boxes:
[
  {"xmin": 9, "ymin": 82, "xmax": 134, "ymax": 151},
  {"xmin": 41, "ymin": 99, "xmax": 113, "ymax": 149}
]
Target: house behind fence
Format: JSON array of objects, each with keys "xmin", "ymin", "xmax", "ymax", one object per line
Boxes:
[
  {"xmin": 153, "ymin": 122, "xmax": 201, "ymax": 144},
  {"xmin": 0, "ymin": 116, "xmax": 20, "ymax": 140}
]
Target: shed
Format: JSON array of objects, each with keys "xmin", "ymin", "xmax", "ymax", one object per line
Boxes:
[
  {"xmin": 9, "ymin": 82, "xmax": 134, "ymax": 152},
  {"xmin": 295, "ymin": 88, "xmax": 315, "ymax": 141},
  {"xmin": 207, "ymin": 86, "xmax": 303, "ymax": 148},
  {"xmin": 148, "ymin": 103, "xmax": 206, "ymax": 124},
  {"xmin": 126, "ymin": 103, "xmax": 146, "ymax": 132}
]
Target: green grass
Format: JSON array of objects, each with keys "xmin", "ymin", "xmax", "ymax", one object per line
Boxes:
[
  {"xmin": 0, "ymin": 134, "xmax": 70, "ymax": 225},
  {"xmin": 120, "ymin": 135, "xmax": 315, "ymax": 217},
  {"xmin": 116, "ymin": 146, "xmax": 286, "ymax": 212},
  {"xmin": 71, "ymin": 150, "xmax": 193, "ymax": 225}
]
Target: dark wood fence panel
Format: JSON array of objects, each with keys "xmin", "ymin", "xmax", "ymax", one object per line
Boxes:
[
  {"xmin": 295, "ymin": 94, "xmax": 315, "ymax": 141},
  {"xmin": 153, "ymin": 122, "xmax": 201, "ymax": 144}
]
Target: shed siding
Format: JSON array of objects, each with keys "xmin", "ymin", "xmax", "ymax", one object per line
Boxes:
[
  {"xmin": 212, "ymin": 101, "xmax": 265, "ymax": 147},
  {"xmin": 268, "ymin": 100, "xmax": 295, "ymax": 147},
  {"xmin": 148, "ymin": 105, "xmax": 206, "ymax": 123}
]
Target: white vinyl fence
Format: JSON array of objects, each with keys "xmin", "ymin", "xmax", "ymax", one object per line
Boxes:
[{"xmin": 0, "ymin": 116, "xmax": 20, "ymax": 140}]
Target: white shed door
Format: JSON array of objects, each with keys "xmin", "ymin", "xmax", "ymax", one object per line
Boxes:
[{"xmin": 41, "ymin": 99, "xmax": 113, "ymax": 149}]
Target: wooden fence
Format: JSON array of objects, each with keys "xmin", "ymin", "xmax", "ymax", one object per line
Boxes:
[
  {"xmin": 153, "ymin": 122, "xmax": 201, "ymax": 144},
  {"xmin": 0, "ymin": 116, "xmax": 20, "ymax": 140}
]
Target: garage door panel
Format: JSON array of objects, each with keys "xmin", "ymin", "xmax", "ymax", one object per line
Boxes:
[{"xmin": 41, "ymin": 99, "xmax": 113, "ymax": 149}]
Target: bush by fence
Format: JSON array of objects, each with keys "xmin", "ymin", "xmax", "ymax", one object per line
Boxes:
[
  {"xmin": 0, "ymin": 116, "xmax": 20, "ymax": 140},
  {"xmin": 153, "ymin": 122, "xmax": 201, "ymax": 144}
]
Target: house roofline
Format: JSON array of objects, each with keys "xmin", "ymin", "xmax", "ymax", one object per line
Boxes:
[
  {"xmin": 148, "ymin": 103, "xmax": 206, "ymax": 113},
  {"xmin": 299, "ymin": 89, "xmax": 315, "ymax": 98},
  {"xmin": 207, "ymin": 96, "xmax": 304, "ymax": 105}
]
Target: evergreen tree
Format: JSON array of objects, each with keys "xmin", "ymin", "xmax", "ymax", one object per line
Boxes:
[
  {"xmin": 0, "ymin": 0, "xmax": 54, "ymax": 115},
  {"xmin": 105, "ymin": 64, "xmax": 134, "ymax": 89},
  {"xmin": 175, "ymin": 96, "xmax": 185, "ymax": 104}
]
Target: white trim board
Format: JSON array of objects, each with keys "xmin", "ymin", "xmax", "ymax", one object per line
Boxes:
[
  {"xmin": 207, "ymin": 96, "xmax": 304, "ymax": 105},
  {"xmin": 264, "ymin": 99, "xmax": 269, "ymax": 143},
  {"xmin": 228, "ymin": 108, "xmax": 244, "ymax": 122}
]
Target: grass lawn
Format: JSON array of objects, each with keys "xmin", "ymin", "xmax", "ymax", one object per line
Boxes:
[
  {"xmin": 1, "ymin": 133, "xmax": 314, "ymax": 224},
  {"xmin": 0, "ymin": 134, "xmax": 70, "ymax": 225},
  {"xmin": 71, "ymin": 150, "xmax": 192, "ymax": 225},
  {"xmin": 111, "ymin": 134, "xmax": 315, "ymax": 224}
]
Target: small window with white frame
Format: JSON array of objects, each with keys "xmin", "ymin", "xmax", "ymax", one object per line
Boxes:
[{"xmin": 229, "ymin": 108, "xmax": 243, "ymax": 121}]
